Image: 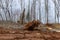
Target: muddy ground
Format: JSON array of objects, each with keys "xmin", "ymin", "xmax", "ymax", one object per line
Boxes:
[
  {"xmin": 0, "ymin": 28, "xmax": 60, "ymax": 40},
  {"xmin": 0, "ymin": 21, "xmax": 60, "ymax": 40}
]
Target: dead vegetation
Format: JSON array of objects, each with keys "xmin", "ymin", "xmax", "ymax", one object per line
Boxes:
[
  {"xmin": 0, "ymin": 20, "xmax": 60, "ymax": 32},
  {"xmin": 21, "ymin": 20, "xmax": 60, "ymax": 33},
  {"xmin": 23, "ymin": 20, "xmax": 53, "ymax": 31}
]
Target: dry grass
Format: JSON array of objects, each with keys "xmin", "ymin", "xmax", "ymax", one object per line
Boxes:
[{"xmin": 52, "ymin": 24, "xmax": 60, "ymax": 29}]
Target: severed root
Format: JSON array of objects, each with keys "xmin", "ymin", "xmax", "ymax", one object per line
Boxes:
[{"xmin": 23, "ymin": 20, "xmax": 41, "ymax": 31}]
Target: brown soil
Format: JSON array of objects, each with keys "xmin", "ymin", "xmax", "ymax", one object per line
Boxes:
[
  {"xmin": 0, "ymin": 27, "xmax": 59, "ymax": 40},
  {"xmin": 0, "ymin": 21, "xmax": 60, "ymax": 40}
]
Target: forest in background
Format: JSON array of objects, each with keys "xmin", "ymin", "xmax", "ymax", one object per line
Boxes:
[{"xmin": 0, "ymin": 0, "xmax": 60, "ymax": 24}]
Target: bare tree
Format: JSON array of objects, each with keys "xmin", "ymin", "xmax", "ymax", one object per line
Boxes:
[
  {"xmin": 5, "ymin": 0, "xmax": 11, "ymax": 21},
  {"xmin": 0, "ymin": 0, "xmax": 4, "ymax": 21},
  {"xmin": 57, "ymin": 0, "xmax": 59, "ymax": 24},
  {"xmin": 19, "ymin": 0, "xmax": 25, "ymax": 24},
  {"xmin": 53, "ymin": 0, "xmax": 59, "ymax": 24},
  {"xmin": 31, "ymin": 1, "xmax": 33, "ymax": 21},
  {"xmin": 26, "ymin": 0, "xmax": 30, "ymax": 22},
  {"xmin": 0, "ymin": 0, "xmax": 13, "ymax": 21},
  {"xmin": 45, "ymin": 0, "xmax": 48, "ymax": 24},
  {"xmin": 0, "ymin": 0, "xmax": 7, "ymax": 21},
  {"xmin": 20, "ymin": 9, "xmax": 25, "ymax": 24},
  {"xmin": 0, "ymin": 11, "xmax": 3, "ymax": 21},
  {"xmin": 54, "ymin": 0, "xmax": 57, "ymax": 23},
  {"xmin": 10, "ymin": 0, "xmax": 13, "ymax": 21},
  {"xmin": 31, "ymin": 0, "xmax": 36, "ymax": 20},
  {"xmin": 21, "ymin": 0, "xmax": 22, "ymax": 11},
  {"xmin": 53, "ymin": 0, "xmax": 59, "ymax": 23},
  {"xmin": 39, "ymin": 0, "xmax": 41, "ymax": 21}
]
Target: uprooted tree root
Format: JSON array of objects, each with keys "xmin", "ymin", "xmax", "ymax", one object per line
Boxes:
[{"xmin": 23, "ymin": 20, "xmax": 41, "ymax": 31}]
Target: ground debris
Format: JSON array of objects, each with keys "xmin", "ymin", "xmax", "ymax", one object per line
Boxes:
[
  {"xmin": 0, "ymin": 28, "xmax": 60, "ymax": 40},
  {"xmin": 0, "ymin": 21, "xmax": 60, "ymax": 40}
]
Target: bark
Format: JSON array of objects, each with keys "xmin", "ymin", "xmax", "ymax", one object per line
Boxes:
[
  {"xmin": 45, "ymin": 0, "xmax": 48, "ymax": 24},
  {"xmin": 39, "ymin": 0, "xmax": 41, "ymax": 21}
]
